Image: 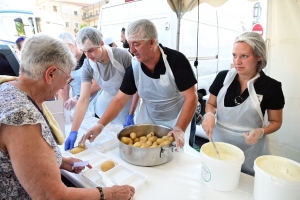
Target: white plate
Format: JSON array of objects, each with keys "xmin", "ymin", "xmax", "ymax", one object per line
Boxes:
[
  {"xmin": 104, "ymin": 165, "xmax": 134, "ymax": 185},
  {"xmin": 120, "ymin": 173, "xmax": 147, "ymax": 189},
  {"xmin": 103, "ymin": 123, "xmax": 123, "ymax": 136},
  {"xmin": 61, "ymin": 150, "xmax": 72, "ymax": 157},
  {"xmin": 89, "ymin": 133, "xmax": 119, "ymax": 152},
  {"xmin": 89, "ymin": 154, "xmax": 110, "ymax": 167},
  {"xmin": 73, "ymin": 148, "xmax": 101, "ymax": 161},
  {"xmin": 82, "ymin": 169, "xmax": 102, "ymax": 183}
]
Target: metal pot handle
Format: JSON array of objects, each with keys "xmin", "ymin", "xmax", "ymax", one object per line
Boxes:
[{"xmin": 160, "ymin": 142, "xmax": 176, "ymax": 158}]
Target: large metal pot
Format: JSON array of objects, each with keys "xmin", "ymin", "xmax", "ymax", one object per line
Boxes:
[{"xmin": 117, "ymin": 124, "xmax": 176, "ymax": 166}]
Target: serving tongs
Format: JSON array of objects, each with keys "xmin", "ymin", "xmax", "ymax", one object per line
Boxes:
[{"xmin": 209, "ymin": 139, "xmax": 221, "ymax": 159}]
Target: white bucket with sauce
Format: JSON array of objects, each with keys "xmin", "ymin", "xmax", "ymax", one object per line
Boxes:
[
  {"xmin": 254, "ymin": 155, "xmax": 300, "ymax": 200},
  {"xmin": 200, "ymin": 142, "xmax": 245, "ymax": 191}
]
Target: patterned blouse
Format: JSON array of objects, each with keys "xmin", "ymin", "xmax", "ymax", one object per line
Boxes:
[{"xmin": 0, "ymin": 83, "xmax": 62, "ymax": 199}]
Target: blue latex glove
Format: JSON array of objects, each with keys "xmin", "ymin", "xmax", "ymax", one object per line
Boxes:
[
  {"xmin": 64, "ymin": 131, "xmax": 78, "ymax": 151},
  {"xmin": 124, "ymin": 114, "xmax": 134, "ymax": 127}
]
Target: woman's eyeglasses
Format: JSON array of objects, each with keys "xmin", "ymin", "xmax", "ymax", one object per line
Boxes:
[
  {"xmin": 234, "ymin": 96, "xmax": 243, "ymax": 105},
  {"xmin": 57, "ymin": 68, "xmax": 74, "ymax": 85}
]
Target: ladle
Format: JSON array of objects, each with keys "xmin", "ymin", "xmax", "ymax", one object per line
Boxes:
[{"xmin": 209, "ymin": 139, "xmax": 221, "ymax": 159}]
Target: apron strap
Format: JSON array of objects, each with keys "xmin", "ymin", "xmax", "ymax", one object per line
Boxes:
[
  {"xmin": 104, "ymin": 45, "xmax": 126, "ymax": 73},
  {"xmin": 158, "ymin": 46, "xmax": 175, "ymax": 80}
]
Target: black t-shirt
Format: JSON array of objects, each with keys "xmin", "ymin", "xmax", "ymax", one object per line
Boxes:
[
  {"xmin": 209, "ymin": 70, "xmax": 285, "ymax": 116},
  {"xmin": 120, "ymin": 44, "xmax": 197, "ymax": 95},
  {"xmin": 75, "ymin": 53, "xmax": 86, "ymax": 70}
]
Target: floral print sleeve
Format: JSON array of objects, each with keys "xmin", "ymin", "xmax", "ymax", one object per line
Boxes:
[{"xmin": 0, "ymin": 83, "xmax": 62, "ymax": 199}]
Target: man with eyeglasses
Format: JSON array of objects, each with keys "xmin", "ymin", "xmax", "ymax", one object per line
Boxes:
[
  {"xmin": 64, "ymin": 27, "xmax": 139, "ymax": 151},
  {"xmin": 58, "ymin": 32, "xmax": 101, "ymax": 119},
  {"xmin": 80, "ymin": 19, "xmax": 198, "ymax": 151}
]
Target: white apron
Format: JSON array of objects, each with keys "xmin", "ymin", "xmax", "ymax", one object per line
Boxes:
[
  {"xmin": 89, "ymin": 45, "xmax": 132, "ymax": 125},
  {"xmin": 69, "ymin": 68, "xmax": 99, "ymax": 118},
  {"xmin": 133, "ymin": 46, "xmax": 184, "ymax": 128},
  {"xmin": 214, "ymin": 68, "xmax": 268, "ymax": 175}
]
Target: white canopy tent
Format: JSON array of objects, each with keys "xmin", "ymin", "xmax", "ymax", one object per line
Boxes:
[{"xmin": 167, "ymin": 0, "xmax": 257, "ymax": 50}]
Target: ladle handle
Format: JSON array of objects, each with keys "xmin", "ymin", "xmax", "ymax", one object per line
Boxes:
[{"xmin": 210, "ymin": 139, "xmax": 221, "ymax": 159}]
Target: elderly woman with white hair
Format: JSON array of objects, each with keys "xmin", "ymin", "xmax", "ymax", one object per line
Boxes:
[
  {"xmin": 0, "ymin": 34, "xmax": 135, "ymax": 199},
  {"xmin": 202, "ymin": 32, "xmax": 285, "ymax": 176}
]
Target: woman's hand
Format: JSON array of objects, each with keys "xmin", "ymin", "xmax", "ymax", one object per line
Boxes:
[
  {"xmin": 202, "ymin": 112, "xmax": 216, "ymax": 140},
  {"xmin": 243, "ymin": 128, "xmax": 264, "ymax": 145},
  {"xmin": 61, "ymin": 157, "xmax": 92, "ymax": 174},
  {"xmin": 103, "ymin": 185, "xmax": 135, "ymax": 200},
  {"xmin": 79, "ymin": 124, "xmax": 104, "ymax": 145}
]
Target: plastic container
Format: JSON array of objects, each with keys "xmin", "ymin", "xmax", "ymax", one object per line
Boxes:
[
  {"xmin": 200, "ymin": 142, "xmax": 245, "ymax": 191},
  {"xmin": 82, "ymin": 160, "xmax": 147, "ymax": 189},
  {"xmin": 253, "ymin": 155, "xmax": 300, "ymax": 200}
]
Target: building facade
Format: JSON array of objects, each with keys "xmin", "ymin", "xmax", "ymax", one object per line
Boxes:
[{"xmin": 36, "ymin": 0, "xmax": 91, "ymax": 34}]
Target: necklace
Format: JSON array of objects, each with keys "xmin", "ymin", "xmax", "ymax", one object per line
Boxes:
[{"xmin": 16, "ymin": 79, "xmax": 43, "ymax": 111}]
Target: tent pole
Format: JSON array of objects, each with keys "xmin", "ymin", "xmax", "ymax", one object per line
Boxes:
[{"xmin": 176, "ymin": 0, "xmax": 182, "ymax": 50}]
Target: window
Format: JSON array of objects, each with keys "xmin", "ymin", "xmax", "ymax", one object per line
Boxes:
[
  {"xmin": 53, "ymin": 6, "xmax": 57, "ymax": 12},
  {"xmin": 63, "ymin": 7, "xmax": 68, "ymax": 14},
  {"xmin": 75, "ymin": 23, "xmax": 79, "ymax": 28},
  {"xmin": 89, "ymin": 12, "xmax": 92, "ymax": 17},
  {"xmin": 65, "ymin": 22, "xmax": 69, "ymax": 27},
  {"xmin": 74, "ymin": 11, "xmax": 78, "ymax": 16}
]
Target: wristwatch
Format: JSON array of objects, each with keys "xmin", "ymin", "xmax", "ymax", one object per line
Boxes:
[{"xmin": 75, "ymin": 95, "xmax": 80, "ymax": 100}]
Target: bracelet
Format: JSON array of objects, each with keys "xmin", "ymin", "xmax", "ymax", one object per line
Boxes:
[
  {"xmin": 128, "ymin": 113, "xmax": 134, "ymax": 116},
  {"xmin": 96, "ymin": 187, "xmax": 105, "ymax": 200}
]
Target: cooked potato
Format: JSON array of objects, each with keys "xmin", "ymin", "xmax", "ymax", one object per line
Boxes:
[
  {"xmin": 150, "ymin": 142, "xmax": 158, "ymax": 148},
  {"xmin": 141, "ymin": 143, "xmax": 150, "ymax": 148},
  {"xmin": 78, "ymin": 143, "xmax": 86, "ymax": 149},
  {"xmin": 156, "ymin": 138, "xmax": 164, "ymax": 145},
  {"xmin": 128, "ymin": 138, "xmax": 133, "ymax": 145},
  {"xmin": 163, "ymin": 140, "xmax": 171, "ymax": 145},
  {"xmin": 168, "ymin": 136, "xmax": 174, "ymax": 142},
  {"xmin": 121, "ymin": 137, "xmax": 131, "ymax": 144},
  {"xmin": 133, "ymin": 138, "xmax": 140, "ymax": 143},
  {"xmin": 162, "ymin": 136, "xmax": 169, "ymax": 141},
  {"xmin": 100, "ymin": 160, "xmax": 115, "ymax": 172},
  {"xmin": 147, "ymin": 131, "xmax": 155, "ymax": 138},
  {"xmin": 133, "ymin": 142, "xmax": 142, "ymax": 147},
  {"xmin": 146, "ymin": 140, "xmax": 152, "ymax": 146},
  {"xmin": 130, "ymin": 132, "xmax": 137, "ymax": 140},
  {"xmin": 70, "ymin": 147, "xmax": 85, "ymax": 154},
  {"xmin": 139, "ymin": 136, "xmax": 147, "ymax": 143},
  {"xmin": 148, "ymin": 136, "xmax": 157, "ymax": 143}
]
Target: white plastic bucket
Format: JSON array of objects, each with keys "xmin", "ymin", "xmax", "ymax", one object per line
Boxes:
[
  {"xmin": 200, "ymin": 142, "xmax": 245, "ymax": 191},
  {"xmin": 254, "ymin": 155, "xmax": 300, "ymax": 200}
]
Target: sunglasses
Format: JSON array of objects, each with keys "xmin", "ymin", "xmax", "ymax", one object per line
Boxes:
[
  {"xmin": 234, "ymin": 96, "xmax": 243, "ymax": 105},
  {"xmin": 57, "ymin": 67, "xmax": 74, "ymax": 85}
]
